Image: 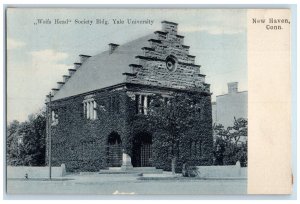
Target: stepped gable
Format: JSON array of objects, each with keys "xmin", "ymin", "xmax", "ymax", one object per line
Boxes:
[
  {"xmin": 124, "ymin": 21, "xmax": 208, "ymax": 91},
  {"xmin": 51, "ymin": 21, "xmax": 208, "ymax": 101}
]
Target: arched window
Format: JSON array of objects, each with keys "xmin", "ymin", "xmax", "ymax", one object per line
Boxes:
[{"xmin": 107, "ymin": 132, "xmax": 122, "ymax": 167}]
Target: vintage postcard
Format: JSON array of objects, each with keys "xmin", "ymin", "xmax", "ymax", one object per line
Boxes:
[{"xmin": 5, "ymin": 8, "xmax": 292, "ymax": 195}]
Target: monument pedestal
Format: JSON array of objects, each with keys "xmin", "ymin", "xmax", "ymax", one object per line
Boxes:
[{"xmin": 121, "ymin": 153, "xmax": 133, "ymax": 170}]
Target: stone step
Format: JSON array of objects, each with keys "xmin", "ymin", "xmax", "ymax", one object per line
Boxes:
[
  {"xmin": 100, "ymin": 167, "xmax": 163, "ymax": 174},
  {"xmin": 79, "ymin": 172, "xmax": 97, "ymax": 175},
  {"xmin": 108, "ymin": 167, "xmax": 157, "ymax": 171},
  {"xmin": 130, "ymin": 167, "xmax": 162, "ymax": 172},
  {"xmin": 108, "ymin": 167, "xmax": 122, "ymax": 171}
]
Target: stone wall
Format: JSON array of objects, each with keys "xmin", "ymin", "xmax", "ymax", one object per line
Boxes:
[
  {"xmin": 196, "ymin": 165, "xmax": 247, "ymax": 178},
  {"xmin": 126, "ymin": 21, "xmax": 209, "ymax": 94},
  {"xmin": 7, "ymin": 165, "xmax": 66, "ymax": 178}
]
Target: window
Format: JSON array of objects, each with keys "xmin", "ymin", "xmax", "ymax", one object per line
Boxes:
[
  {"xmin": 165, "ymin": 55, "xmax": 178, "ymax": 72},
  {"xmin": 190, "ymin": 139, "xmax": 202, "ymax": 157},
  {"xmin": 135, "ymin": 94, "xmax": 150, "ymax": 115},
  {"xmin": 164, "ymin": 97, "xmax": 171, "ymax": 105},
  {"xmin": 51, "ymin": 110, "xmax": 58, "ymax": 126},
  {"xmin": 199, "ymin": 108, "xmax": 204, "ymax": 121},
  {"xmin": 110, "ymin": 96, "xmax": 120, "ymax": 114},
  {"xmin": 83, "ymin": 99, "xmax": 97, "ymax": 120}
]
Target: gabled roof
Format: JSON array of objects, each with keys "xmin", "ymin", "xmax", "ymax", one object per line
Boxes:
[{"xmin": 52, "ymin": 34, "xmax": 155, "ymax": 101}]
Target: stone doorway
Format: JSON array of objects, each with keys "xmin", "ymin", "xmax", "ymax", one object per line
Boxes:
[
  {"xmin": 132, "ymin": 132, "xmax": 152, "ymax": 167},
  {"xmin": 107, "ymin": 132, "xmax": 122, "ymax": 167}
]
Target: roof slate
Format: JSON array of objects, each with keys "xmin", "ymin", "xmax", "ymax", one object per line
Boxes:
[{"xmin": 52, "ymin": 34, "xmax": 154, "ymax": 101}]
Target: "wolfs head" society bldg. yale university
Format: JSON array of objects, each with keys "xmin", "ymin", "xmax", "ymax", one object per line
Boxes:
[{"xmin": 46, "ymin": 21, "xmax": 213, "ymax": 172}]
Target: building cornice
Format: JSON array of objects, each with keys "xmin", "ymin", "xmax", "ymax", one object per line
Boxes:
[{"xmin": 50, "ymin": 82, "xmax": 211, "ymax": 104}]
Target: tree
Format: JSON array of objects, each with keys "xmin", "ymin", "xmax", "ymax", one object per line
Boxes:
[
  {"xmin": 22, "ymin": 111, "xmax": 47, "ymax": 166},
  {"xmin": 213, "ymin": 137, "xmax": 226, "ymax": 165},
  {"xmin": 213, "ymin": 117, "xmax": 248, "ymax": 166},
  {"xmin": 6, "ymin": 109, "xmax": 47, "ymax": 166},
  {"xmin": 228, "ymin": 117, "xmax": 248, "ymax": 145},
  {"xmin": 213, "ymin": 123, "xmax": 230, "ymax": 143},
  {"xmin": 7, "ymin": 120, "xmax": 21, "ymax": 165},
  {"xmin": 146, "ymin": 93, "xmax": 204, "ymax": 174}
]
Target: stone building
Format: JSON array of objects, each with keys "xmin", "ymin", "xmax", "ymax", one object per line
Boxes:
[
  {"xmin": 212, "ymin": 82, "xmax": 247, "ymax": 128},
  {"xmin": 46, "ymin": 21, "xmax": 213, "ymax": 172}
]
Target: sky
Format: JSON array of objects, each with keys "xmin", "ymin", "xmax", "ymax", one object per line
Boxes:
[{"xmin": 7, "ymin": 9, "xmax": 247, "ymax": 122}]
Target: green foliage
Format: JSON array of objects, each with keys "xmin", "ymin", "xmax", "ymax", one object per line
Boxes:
[
  {"xmin": 7, "ymin": 120, "xmax": 21, "ymax": 165},
  {"xmin": 50, "ymin": 91, "xmax": 131, "ymax": 171},
  {"xmin": 148, "ymin": 93, "xmax": 203, "ymax": 156},
  {"xmin": 213, "ymin": 117, "xmax": 248, "ymax": 167},
  {"xmin": 228, "ymin": 117, "xmax": 248, "ymax": 145},
  {"xmin": 47, "ymin": 89, "xmax": 212, "ymax": 172},
  {"xmin": 131, "ymin": 92, "xmax": 213, "ymax": 172},
  {"xmin": 7, "ymin": 110, "xmax": 47, "ymax": 166},
  {"xmin": 182, "ymin": 163, "xmax": 199, "ymax": 177},
  {"xmin": 213, "ymin": 124, "xmax": 230, "ymax": 143}
]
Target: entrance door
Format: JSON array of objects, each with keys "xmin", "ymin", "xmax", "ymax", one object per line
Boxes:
[
  {"xmin": 107, "ymin": 132, "xmax": 122, "ymax": 167},
  {"xmin": 108, "ymin": 143, "xmax": 122, "ymax": 167},
  {"xmin": 132, "ymin": 132, "xmax": 152, "ymax": 167},
  {"xmin": 141, "ymin": 143, "xmax": 152, "ymax": 167}
]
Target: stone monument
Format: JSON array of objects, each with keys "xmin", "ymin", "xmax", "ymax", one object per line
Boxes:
[{"xmin": 121, "ymin": 150, "xmax": 133, "ymax": 170}]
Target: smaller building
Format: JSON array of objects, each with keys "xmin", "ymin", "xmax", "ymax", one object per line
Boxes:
[{"xmin": 212, "ymin": 82, "xmax": 247, "ymax": 127}]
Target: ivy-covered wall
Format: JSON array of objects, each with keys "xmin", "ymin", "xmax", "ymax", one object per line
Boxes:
[
  {"xmin": 46, "ymin": 21, "xmax": 213, "ymax": 172},
  {"xmin": 127, "ymin": 92, "xmax": 213, "ymax": 172},
  {"xmin": 47, "ymin": 84, "xmax": 213, "ymax": 172},
  {"xmin": 49, "ymin": 87, "xmax": 131, "ymax": 172}
]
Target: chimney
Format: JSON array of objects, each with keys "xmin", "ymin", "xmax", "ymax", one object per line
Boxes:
[
  {"xmin": 63, "ymin": 75, "xmax": 70, "ymax": 83},
  {"xmin": 161, "ymin": 21, "xmax": 178, "ymax": 35},
  {"xmin": 228, "ymin": 82, "xmax": 238, "ymax": 94},
  {"xmin": 108, "ymin": 43, "xmax": 119, "ymax": 54},
  {"xmin": 79, "ymin": 54, "xmax": 91, "ymax": 63}
]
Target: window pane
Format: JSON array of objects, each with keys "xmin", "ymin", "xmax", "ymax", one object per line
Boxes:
[
  {"xmin": 52, "ymin": 111, "xmax": 55, "ymax": 121},
  {"xmin": 141, "ymin": 95, "xmax": 145, "ymax": 114},
  {"xmin": 135, "ymin": 95, "xmax": 139, "ymax": 114},
  {"xmin": 93, "ymin": 101, "xmax": 97, "ymax": 119},
  {"xmin": 90, "ymin": 101, "xmax": 94, "ymax": 119},
  {"xmin": 83, "ymin": 103, "xmax": 86, "ymax": 118},
  {"xmin": 87, "ymin": 102, "xmax": 90, "ymax": 119},
  {"xmin": 144, "ymin": 95, "xmax": 148, "ymax": 115}
]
